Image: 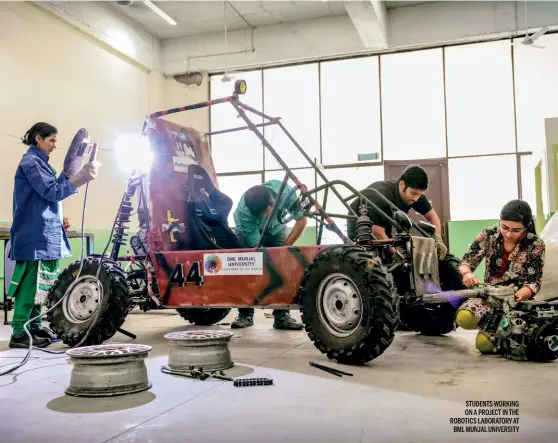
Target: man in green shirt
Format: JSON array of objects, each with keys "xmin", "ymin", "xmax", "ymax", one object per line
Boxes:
[{"xmin": 232, "ymin": 179, "xmax": 308, "ymax": 330}]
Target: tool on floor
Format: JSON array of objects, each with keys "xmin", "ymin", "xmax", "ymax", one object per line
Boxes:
[
  {"xmin": 309, "ymin": 361, "xmax": 353, "ymax": 378},
  {"xmin": 233, "ymin": 377, "xmax": 274, "ymax": 387},
  {"xmin": 161, "ymin": 365, "xmax": 234, "ymax": 381}
]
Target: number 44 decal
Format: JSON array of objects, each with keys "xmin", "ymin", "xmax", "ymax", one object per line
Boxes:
[{"xmin": 170, "ymin": 262, "xmax": 203, "ymax": 287}]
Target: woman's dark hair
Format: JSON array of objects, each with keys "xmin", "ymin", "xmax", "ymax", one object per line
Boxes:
[
  {"xmin": 245, "ymin": 185, "xmax": 272, "ymax": 217},
  {"xmin": 500, "ymin": 199, "xmax": 536, "ymax": 234},
  {"xmin": 22, "ymin": 122, "xmax": 57, "ymax": 146}
]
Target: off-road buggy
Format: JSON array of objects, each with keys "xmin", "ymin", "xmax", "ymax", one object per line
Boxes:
[{"xmin": 45, "ymin": 79, "xmax": 470, "ymax": 365}]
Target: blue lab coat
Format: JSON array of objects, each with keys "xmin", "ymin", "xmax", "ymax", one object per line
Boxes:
[{"xmin": 9, "ymin": 145, "xmax": 77, "ymax": 261}]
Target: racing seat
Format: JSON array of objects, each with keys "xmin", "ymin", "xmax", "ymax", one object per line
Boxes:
[{"xmin": 185, "ymin": 164, "xmax": 244, "ymax": 250}]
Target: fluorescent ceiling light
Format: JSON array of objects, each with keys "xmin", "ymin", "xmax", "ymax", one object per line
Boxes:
[{"xmin": 143, "ymin": 0, "xmax": 177, "ymax": 26}]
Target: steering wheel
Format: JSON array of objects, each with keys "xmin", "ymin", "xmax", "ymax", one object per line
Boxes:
[{"xmin": 277, "ymin": 184, "xmax": 308, "ymax": 225}]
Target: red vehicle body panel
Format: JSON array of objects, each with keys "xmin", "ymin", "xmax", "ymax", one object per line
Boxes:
[
  {"xmin": 151, "ymin": 246, "xmax": 328, "ymax": 308},
  {"xmin": 142, "ymin": 116, "xmax": 331, "ymax": 308}
]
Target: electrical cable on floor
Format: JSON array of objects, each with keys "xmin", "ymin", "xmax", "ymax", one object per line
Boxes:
[{"xmin": 0, "ymin": 176, "xmax": 127, "ymax": 376}]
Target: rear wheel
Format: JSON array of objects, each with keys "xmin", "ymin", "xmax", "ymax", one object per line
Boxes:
[
  {"xmin": 299, "ymin": 245, "xmax": 400, "ymax": 365},
  {"xmin": 176, "ymin": 308, "xmax": 231, "ymax": 325},
  {"xmin": 46, "ymin": 257, "xmax": 131, "ymax": 347}
]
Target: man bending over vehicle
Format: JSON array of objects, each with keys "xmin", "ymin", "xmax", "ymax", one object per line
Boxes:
[
  {"xmin": 346, "ymin": 165, "xmax": 448, "ymax": 259},
  {"xmin": 231, "ymin": 180, "xmax": 308, "ymax": 330}
]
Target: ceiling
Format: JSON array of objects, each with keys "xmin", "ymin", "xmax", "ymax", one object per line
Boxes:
[{"xmin": 109, "ymin": 1, "xmax": 431, "ymax": 40}]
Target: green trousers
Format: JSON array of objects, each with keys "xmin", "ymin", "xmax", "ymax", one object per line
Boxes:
[{"xmin": 8, "ymin": 260, "xmax": 60, "ymax": 336}]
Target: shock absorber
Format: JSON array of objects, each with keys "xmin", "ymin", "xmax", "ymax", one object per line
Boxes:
[
  {"xmin": 110, "ymin": 180, "xmax": 137, "ymax": 261},
  {"xmin": 355, "ymin": 203, "xmax": 374, "ymax": 245}
]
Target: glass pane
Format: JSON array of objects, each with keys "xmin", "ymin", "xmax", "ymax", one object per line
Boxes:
[
  {"xmin": 320, "ymin": 57, "xmax": 382, "ymax": 165},
  {"xmin": 514, "ymin": 33, "xmax": 558, "ymax": 160},
  {"xmin": 216, "ymin": 173, "xmax": 263, "ymax": 226},
  {"xmin": 264, "ymin": 168, "xmax": 317, "ymax": 228},
  {"xmin": 449, "ymin": 155, "xmax": 518, "ymax": 221},
  {"xmin": 521, "ymin": 154, "xmax": 537, "ymax": 214},
  {"xmin": 263, "ymin": 64, "xmax": 320, "ymax": 170},
  {"xmin": 209, "ymin": 71, "xmax": 263, "ymax": 173},
  {"xmin": 445, "ymin": 41, "xmax": 515, "ymax": 157},
  {"xmin": 316, "ymin": 166, "xmax": 385, "ymax": 244},
  {"xmin": 381, "ymin": 49, "xmax": 446, "ymax": 160}
]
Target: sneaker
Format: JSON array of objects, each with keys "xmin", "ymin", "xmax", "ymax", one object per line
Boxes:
[
  {"xmin": 32, "ymin": 327, "xmax": 61, "ymax": 343},
  {"xmin": 9, "ymin": 333, "xmax": 51, "ymax": 349},
  {"xmin": 273, "ymin": 313, "xmax": 304, "ymax": 330},
  {"xmin": 231, "ymin": 314, "xmax": 254, "ymax": 329}
]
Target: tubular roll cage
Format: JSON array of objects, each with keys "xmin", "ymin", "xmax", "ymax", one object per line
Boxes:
[{"xmin": 143, "ymin": 82, "xmax": 431, "ymax": 247}]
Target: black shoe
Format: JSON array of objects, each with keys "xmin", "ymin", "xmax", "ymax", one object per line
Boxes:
[
  {"xmin": 273, "ymin": 313, "xmax": 304, "ymax": 330},
  {"xmin": 231, "ymin": 314, "xmax": 254, "ymax": 329},
  {"xmin": 9, "ymin": 333, "xmax": 51, "ymax": 349},
  {"xmin": 32, "ymin": 327, "xmax": 61, "ymax": 343}
]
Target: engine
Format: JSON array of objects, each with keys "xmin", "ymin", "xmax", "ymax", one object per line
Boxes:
[{"xmin": 480, "ymin": 286, "xmax": 558, "ymax": 362}]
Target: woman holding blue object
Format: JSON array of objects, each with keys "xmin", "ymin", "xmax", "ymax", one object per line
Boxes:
[{"xmin": 8, "ymin": 122, "xmax": 100, "ymax": 348}]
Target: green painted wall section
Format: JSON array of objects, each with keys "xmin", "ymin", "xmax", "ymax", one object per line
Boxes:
[{"xmin": 448, "ymin": 219, "xmax": 499, "ymax": 280}]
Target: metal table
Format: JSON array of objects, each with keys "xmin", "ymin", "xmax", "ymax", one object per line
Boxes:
[{"xmin": 1, "ymin": 225, "xmax": 94, "ymax": 325}]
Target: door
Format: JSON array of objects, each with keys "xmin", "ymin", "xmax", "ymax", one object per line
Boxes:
[{"xmin": 384, "ymin": 159, "xmax": 450, "ymax": 247}]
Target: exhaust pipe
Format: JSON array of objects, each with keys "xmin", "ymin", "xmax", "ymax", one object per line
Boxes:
[
  {"xmin": 422, "ymin": 289, "xmax": 485, "ymax": 305},
  {"xmin": 422, "ymin": 286, "xmax": 516, "ymax": 305}
]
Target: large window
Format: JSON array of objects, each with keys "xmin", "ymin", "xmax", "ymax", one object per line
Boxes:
[
  {"xmin": 514, "ymin": 33, "xmax": 558, "ymax": 159},
  {"xmin": 381, "ymin": 49, "xmax": 446, "ymax": 161},
  {"xmin": 320, "ymin": 56, "xmax": 382, "ymax": 166},
  {"xmin": 449, "ymin": 155, "xmax": 518, "ymax": 221},
  {"xmin": 263, "ymin": 64, "xmax": 320, "ymax": 170},
  {"xmin": 445, "ymin": 41, "xmax": 515, "ymax": 157},
  {"xmin": 209, "ymin": 71, "xmax": 263, "ymax": 173},
  {"xmin": 210, "ymin": 37, "xmax": 553, "ymax": 228}
]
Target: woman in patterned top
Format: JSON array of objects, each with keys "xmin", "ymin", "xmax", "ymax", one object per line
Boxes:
[{"xmin": 455, "ymin": 199, "xmax": 545, "ymax": 353}]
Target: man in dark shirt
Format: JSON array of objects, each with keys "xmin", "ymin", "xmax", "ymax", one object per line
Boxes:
[{"xmin": 347, "ymin": 165, "xmax": 448, "ymax": 259}]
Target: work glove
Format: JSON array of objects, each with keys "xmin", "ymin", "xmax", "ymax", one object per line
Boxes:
[
  {"xmin": 69, "ymin": 161, "xmax": 100, "ymax": 188},
  {"xmin": 434, "ymin": 232, "xmax": 448, "ymax": 260}
]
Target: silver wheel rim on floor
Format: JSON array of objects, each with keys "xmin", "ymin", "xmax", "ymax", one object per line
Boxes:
[
  {"xmin": 65, "ymin": 344, "xmax": 152, "ymax": 397},
  {"xmin": 62, "ymin": 276, "xmax": 103, "ymax": 324},
  {"xmin": 163, "ymin": 330, "xmax": 235, "ymax": 372},
  {"xmin": 317, "ymin": 273, "xmax": 363, "ymax": 337}
]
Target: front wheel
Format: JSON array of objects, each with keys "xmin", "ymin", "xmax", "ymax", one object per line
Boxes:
[
  {"xmin": 298, "ymin": 245, "xmax": 400, "ymax": 365},
  {"xmin": 46, "ymin": 257, "xmax": 131, "ymax": 347}
]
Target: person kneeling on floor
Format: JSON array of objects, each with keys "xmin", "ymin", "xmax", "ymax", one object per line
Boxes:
[
  {"xmin": 455, "ymin": 199, "xmax": 545, "ymax": 354},
  {"xmin": 231, "ymin": 179, "xmax": 307, "ymax": 330},
  {"xmin": 7, "ymin": 122, "xmax": 100, "ymax": 349}
]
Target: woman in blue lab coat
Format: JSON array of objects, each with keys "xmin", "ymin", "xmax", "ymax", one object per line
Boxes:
[{"xmin": 7, "ymin": 122, "xmax": 99, "ymax": 348}]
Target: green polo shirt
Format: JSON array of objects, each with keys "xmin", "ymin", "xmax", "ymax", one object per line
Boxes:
[{"xmin": 233, "ymin": 180, "xmax": 305, "ymax": 247}]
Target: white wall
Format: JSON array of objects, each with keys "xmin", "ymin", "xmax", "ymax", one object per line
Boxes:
[
  {"xmin": 35, "ymin": 0, "xmax": 161, "ymax": 71},
  {"xmin": 0, "ymin": 1, "xmax": 208, "ymax": 230}
]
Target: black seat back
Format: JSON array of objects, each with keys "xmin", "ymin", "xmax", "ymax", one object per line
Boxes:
[{"xmin": 185, "ymin": 164, "xmax": 244, "ymax": 250}]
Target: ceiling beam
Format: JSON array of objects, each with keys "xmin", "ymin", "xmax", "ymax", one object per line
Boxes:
[
  {"xmin": 33, "ymin": 1, "xmax": 161, "ymax": 71},
  {"xmin": 343, "ymin": 0, "xmax": 389, "ymax": 49}
]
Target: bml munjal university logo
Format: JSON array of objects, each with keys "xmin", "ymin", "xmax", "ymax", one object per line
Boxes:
[{"xmin": 204, "ymin": 255, "xmax": 222, "ymax": 274}]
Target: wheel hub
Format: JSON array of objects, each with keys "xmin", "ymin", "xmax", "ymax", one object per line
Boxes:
[
  {"xmin": 317, "ymin": 273, "xmax": 363, "ymax": 337},
  {"xmin": 63, "ymin": 277, "xmax": 102, "ymax": 323}
]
